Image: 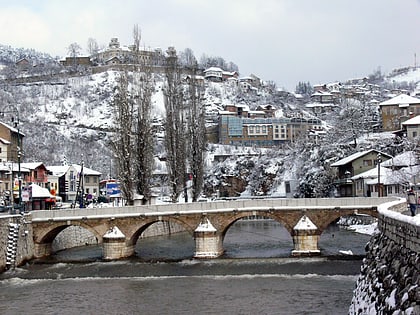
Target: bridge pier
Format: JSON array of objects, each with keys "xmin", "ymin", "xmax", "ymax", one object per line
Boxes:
[
  {"xmin": 34, "ymin": 242, "xmax": 53, "ymax": 258},
  {"xmin": 102, "ymin": 227, "xmax": 134, "ymax": 260},
  {"xmin": 194, "ymin": 218, "xmax": 224, "ymax": 258},
  {"xmin": 291, "ymin": 215, "xmax": 321, "ymax": 257}
]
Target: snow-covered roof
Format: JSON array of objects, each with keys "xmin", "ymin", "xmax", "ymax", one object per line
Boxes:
[
  {"xmin": 47, "ymin": 165, "xmax": 70, "ymax": 176},
  {"xmin": 330, "ymin": 150, "xmax": 390, "ymax": 167},
  {"xmin": 379, "ymin": 94, "xmax": 420, "ymax": 106},
  {"xmin": 46, "ymin": 164, "xmax": 101, "ymax": 176},
  {"xmin": 20, "ymin": 162, "xmax": 45, "ymax": 170},
  {"xmin": 30, "ymin": 183, "xmax": 54, "ymax": 198},
  {"xmin": 204, "ymin": 67, "xmax": 223, "ymax": 73},
  {"xmin": 0, "ymin": 162, "xmax": 30, "ymax": 173},
  {"xmin": 381, "ymin": 151, "xmax": 417, "ymax": 167},
  {"xmin": 0, "ymin": 121, "xmax": 25, "ymax": 136},
  {"xmin": 0, "ymin": 137, "xmax": 10, "ymax": 144},
  {"xmin": 73, "ymin": 164, "xmax": 102, "ymax": 176},
  {"xmin": 401, "ymin": 115, "xmax": 420, "ymax": 126}
]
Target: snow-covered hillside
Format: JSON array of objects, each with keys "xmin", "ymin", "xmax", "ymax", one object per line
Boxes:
[{"xmin": 0, "ymin": 44, "xmax": 419, "ymax": 198}]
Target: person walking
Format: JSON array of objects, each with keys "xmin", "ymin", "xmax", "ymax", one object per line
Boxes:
[{"xmin": 407, "ymin": 188, "xmax": 417, "ymax": 216}]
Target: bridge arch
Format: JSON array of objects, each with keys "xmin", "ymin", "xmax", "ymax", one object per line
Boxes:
[
  {"xmin": 32, "ymin": 221, "xmax": 104, "ymax": 258},
  {"xmin": 126, "ymin": 217, "xmax": 196, "ymax": 248},
  {"xmin": 35, "ymin": 222, "xmax": 103, "ymax": 245},
  {"xmin": 217, "ymin": 211, "xmax": 293, "ymax": 240}
]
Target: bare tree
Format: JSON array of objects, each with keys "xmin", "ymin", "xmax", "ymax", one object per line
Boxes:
[
  {"xmin": 163, "ymin": 47, "xmax": 187, "ymax": 202},
  {"xmin": 67, "ymin": 42, "xmax": 81, "ymax": 58},
  {"xmin": 87, "ymin": 38, "xmax": 99, "ymax": 56},
  {"xmin": 179, "ymin": 48, "xmax": 196, "ymax": 67},
  {"xmin": 132, "ymin": 60, "xmax": 155, "ymax": 204},
  {"xmin": 186, "ymin": 67, "xmax": 207, "ymax": 201},
  {"xmin": 133, "ymin": 24, "xmax": 141, "ymax": 52},
  {"xmin": 112, "ymin": 72, "xmax": 135, "ymax": 205}
]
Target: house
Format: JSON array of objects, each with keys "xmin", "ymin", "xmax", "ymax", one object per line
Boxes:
[
  {"xmin": 310, "ymin": 91, "xmax": 335, "ymax": 104},
  {"xmin": 0, "ymin": 162, "xmax": 30, "ymax": 206},
  {"xmin": 351, "ymin": 165, "xmax": 404, "ymax": 197},
  {"xmin": 16, "ymin": 58, "xmax": 31, "ymax": 71},
  {"xmin": 380, "ymin": 151, "xmax": 418, "ymax": 169},
  {"xmin": 330, "ymin": 149, "xmax": 392, "ymax": 197},
  {"xmin": 0, "ymin": 137, "xmax": 11, "ymax": 162},
  {"xmin": 105, "ymin": 56, "xmax": 121, "ymax": 65},
  {"xmin": 401, "ymin": 115, "xmax": 420, "ymax": 139},
  {"xmin": 204, "ymin": 67, "xmax": 223, "ymax": 81},
  {"xmin": 47, "ymin": 164, "xmax": 101, "ymax": 203},
  {"xmin": 24, "ymin": 183, "xmax": 56, "ymax": 211},
  {"xmin": 0, "ymin": 122, "xmax": 24, "ymax": 163},
  {"xmin": 60, "ymin": 56, "xmax": 92, "ymax": 67},
  {"xmin": 20, "ymin": 162, "xmax": 49, "ymax": 188},
  {"xmin": 378, "ymin": 94, "xmax": 420, "ymax": 131}
]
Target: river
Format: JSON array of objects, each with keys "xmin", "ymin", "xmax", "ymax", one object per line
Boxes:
[{"xmin": 0, "ymin": 219, "xmax": 371, "ymax": 315}]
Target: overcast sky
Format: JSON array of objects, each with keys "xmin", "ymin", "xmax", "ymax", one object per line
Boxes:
[{"xmin": 0, "ymin": 0, "xmax": 419, "ymax": 90}]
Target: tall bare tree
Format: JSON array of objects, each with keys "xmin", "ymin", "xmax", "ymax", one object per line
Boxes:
[
  {"xmin": 133, "ymin": 24, "xmax": 141, "ymax": 52},
  {"xmin": 87, "ymin": 38, "xmax": 99, "ymax": 56},
  {"xmin": 185, "ymin": 64, "xmax": 207, "ymax": 201},
  {"xmin": 164, "ymin": 47, "xmax": 187, "ymax": 202},
  {"xmin": 132, "ymin": 53, "xmax": 155, "ymax": 204},
  {"xmin": 112, "ymin": 72, "xmax": 135, "ymax": 205},
  {"xmin": 67, "ymin": 42, "xmax": 82, "ymax": 67}
]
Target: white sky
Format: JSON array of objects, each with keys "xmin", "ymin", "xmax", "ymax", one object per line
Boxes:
[{"xmin": 0, "ymin": 0, "xmax": 419, "ymax": 90}]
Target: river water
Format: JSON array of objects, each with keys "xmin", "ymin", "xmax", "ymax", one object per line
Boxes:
[{"xmin": 0, "ymin": 219, "xmax": 371, "ymax": 315}]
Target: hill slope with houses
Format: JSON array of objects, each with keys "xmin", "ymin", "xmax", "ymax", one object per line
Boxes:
[{"xmin": 0, "ymin": 43, "xmax": 419, "ymax": 198}]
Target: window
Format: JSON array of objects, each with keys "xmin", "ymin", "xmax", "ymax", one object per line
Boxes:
[
  {"xmin": 363, "ymin": 160, "xmax": 372, "ymax": 167},
  {"xmin": 413, "ymin": 132, "xmax": 417, "ymax": 138},
  {"xmin": 285, "ymin": 181, "xmax": 291, "ymax": 193},
  {"xmin": 85, "ymin": 176, "xmax": 90, "ymax": 184},
  {"xmin": 387, "ymin": 186, "xmax": 393, "ymax": 194}
]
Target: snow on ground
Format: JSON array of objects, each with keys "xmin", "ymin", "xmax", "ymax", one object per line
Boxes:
[
  {"xmin": 388, "ymin": 67, "xmax": 420, "ymax": 84},
  {"xmin": 347, "ymin": 222, "xmax": 378, "ymax": 235}
]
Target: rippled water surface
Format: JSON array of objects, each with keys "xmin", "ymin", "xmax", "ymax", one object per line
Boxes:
[{"xmin": 0, "ymin": 220, "xmax": 370, "ymax": 315}]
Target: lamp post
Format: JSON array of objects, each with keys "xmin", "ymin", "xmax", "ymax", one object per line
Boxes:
[
  {"xmin": 0, "ymin": 105, "xmax": 23, "ymax": 213},
  {"xmin": 377, "ymin": 153, "xmax": 382, "ymax": 197}
]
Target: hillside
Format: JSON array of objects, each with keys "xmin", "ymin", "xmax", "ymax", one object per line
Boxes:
[{"xmin": 0, "ymin": 45, "xmax": 419, "ymax": 198}]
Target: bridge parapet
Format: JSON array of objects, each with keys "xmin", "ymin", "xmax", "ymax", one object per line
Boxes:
[{"xmin": 31, "ymin": 197, "xmax": 398, "ymax": 222}]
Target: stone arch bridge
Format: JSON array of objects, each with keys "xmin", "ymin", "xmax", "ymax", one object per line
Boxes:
[{"xmin": 30, "ymin": 197, "xmax": 397, "ymax": 260}]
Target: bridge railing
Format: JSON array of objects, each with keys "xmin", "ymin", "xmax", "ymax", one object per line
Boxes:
[{"xmin": 30, "ymin": 197, "xmax": 398, "ymax": 221}]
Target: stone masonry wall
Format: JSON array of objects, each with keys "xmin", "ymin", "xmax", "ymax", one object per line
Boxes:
[
  {"xmin": 349, "ymin": 201, "xmax": 419, "ymax": 314},
  {"xmin": 0, "ymin": 214, "xmax": 34, "ymax": 273}
]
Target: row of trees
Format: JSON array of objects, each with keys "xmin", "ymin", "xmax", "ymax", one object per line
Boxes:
[{"xmin": 112, "ymin": 32, "xmax": 206, "ymax": 204}]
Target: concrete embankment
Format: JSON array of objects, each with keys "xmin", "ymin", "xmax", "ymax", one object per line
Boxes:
[{"xmin": 349, "ymin": 200, "xmax": 419, "ymax": 314}]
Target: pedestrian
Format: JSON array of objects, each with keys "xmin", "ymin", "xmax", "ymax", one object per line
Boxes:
[{"xmin": 406, "ymin": 188, "xmax": 417, "ymax": 216}]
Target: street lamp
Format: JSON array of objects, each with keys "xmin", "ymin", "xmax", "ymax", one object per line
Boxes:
[
  {"xmin": 377, "ymin": 153, "xmax": 382, "ymax": 197},
  {"xmin": 0, "ymin": 105, "xmax": 23, "ymax": 213}
]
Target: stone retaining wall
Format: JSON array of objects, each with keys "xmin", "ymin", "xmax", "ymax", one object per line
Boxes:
[
  {"xmin": 0, "ymin": 214, "xmax": 34, "ymax": 273},
  {"xmin": 349, "ymin": 200, "xmax": 419, "ymax": 314}
]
